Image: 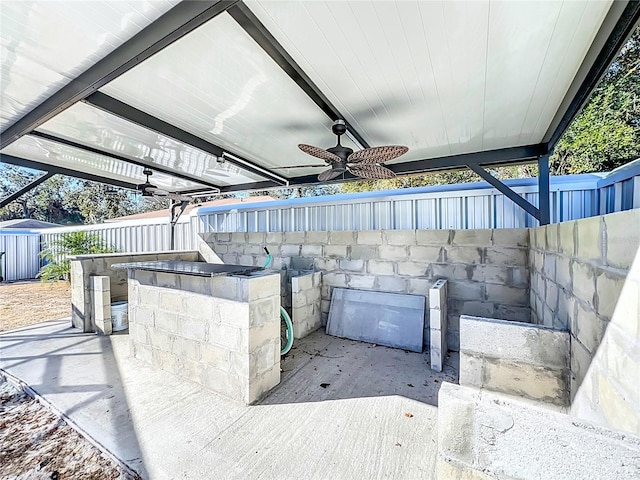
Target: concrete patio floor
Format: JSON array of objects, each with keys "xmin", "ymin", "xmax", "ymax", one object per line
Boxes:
[{"xmin": 0, "ymin": 320, "xmax": 458, "ymax": 479}]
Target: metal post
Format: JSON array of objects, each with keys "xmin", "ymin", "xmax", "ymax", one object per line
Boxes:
[
  {"xmin": 169, "ymin": 200, "xmax": 176, "ymax": 251},
  {"xmin": 169, "ymin": 199, "xmax": 189, "ymax": 250},
  {"xmin": 538, "ymin": 155, "xmax": 551, "ymax": 225}
]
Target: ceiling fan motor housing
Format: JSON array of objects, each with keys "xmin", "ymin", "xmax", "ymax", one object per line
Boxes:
[{"xmin": 327, "ymin": 145, "xmax": 353, "ymax": 162}]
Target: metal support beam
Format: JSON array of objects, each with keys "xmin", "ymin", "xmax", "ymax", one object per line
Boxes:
[
  {"xmin": 538, "ymin": 155, "xmax": 551, "ymax": 225},
  {"xmin": 30, "ymin": 131, "xmax": 221, "ymax": 191},
  {"xmin": 215, "ymin": 180, "xmax": 281, "ymax": 194},
  {"xmin": 84, "ymin": 92, "xmax": 288, "ymax": 186},
  {"xmin": 254, "ymin": 144, "xmax": 547, "ymax": 191},
  {"xmin": 466, "ymin": 164, "xmax": 540, "ymax": 220},
  {"xmin": 0, "ymin": 154, "xmax": 138, "ymax": 190},
  {"xmin": 213, "ymin": 144, "xmax": 548, "ymax": 193},
  {"xmin": 0, "ymin": 0, "xmax": 238, "ymax": 150},
  {"xmin": 0, "ymin": 172, "xmax": 55, "ymax": 208},
  {"xmin": 228, "ymin": 2, "xmax": 370, "ymax": 149},
  {"xmin": 391, "ymin": 144, "xmax": 547, "ymax": 175}
]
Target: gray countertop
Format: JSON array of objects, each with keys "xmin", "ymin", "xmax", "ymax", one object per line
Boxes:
[{"xmin": 111, "ymin": 260, "xmax": 263, "ymax": 277}]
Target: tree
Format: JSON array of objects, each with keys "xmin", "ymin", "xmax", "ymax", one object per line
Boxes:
[
  {"xmin": 338, "ymin": 166, "xmax": 539, "ymax": 194},
  {"xmin": 0, "ymin": 164, "xmax": 149, "ymax": 224},
  {"xmin": 0, "ymin": 165, "xmax": 39, "ymax": 219},
  {"xmin": 37, "ymin": 231, "xmax": 117, "ymax": 282},
  {"xmin": 551, "ymin": 27, "xmax": 640, "ymax": 175},
  {"xmin": 0, "ymin": 165, "xmax": 82, "ymax": 223},
  {"xmin": 68, "ymin": 181, "xmax": 140, "ymax": 224},
  {"xmin": 221, "ymin": 184, "xmax": 341, "ymax": 200}
]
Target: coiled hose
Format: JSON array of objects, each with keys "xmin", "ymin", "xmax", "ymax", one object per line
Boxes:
[{"xmin": 263, "ymin": 247, "xmax": 294, "ymax": 355}]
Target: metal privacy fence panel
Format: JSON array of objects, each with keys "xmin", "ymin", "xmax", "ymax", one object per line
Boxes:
[
  {"xmin": 0, "ymin": 232, "xmax": 41, "ymax": 281},
  {"xmin": 40, "ymin": 218, "xmax": 196, "ymax": 258},
  {"xmin": 199, "ymin": 172, "xmax": 636, "ymax": 234},
  {"xmin": 5, "ymin": 163, "xmax": 639, "ymax": 281}
]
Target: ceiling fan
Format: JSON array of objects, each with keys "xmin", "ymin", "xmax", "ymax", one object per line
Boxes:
[
  {"xmin": 295, "ymin": 120, "xmax": 408, "ymax": 181},
  {"xmin": 137, "ymin": 169, "xmax": 192, "ymax": 202}
]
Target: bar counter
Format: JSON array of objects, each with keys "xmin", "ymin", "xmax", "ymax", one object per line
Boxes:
[{"xmin": 113, "ymin": 260, "xmax": 281, "ymax": 404}]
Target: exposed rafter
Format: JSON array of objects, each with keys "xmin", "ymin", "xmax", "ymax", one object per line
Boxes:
[
  {"xmin": 0, "ymin": 172, "xmax": 55, "ymax": 209},
  {"xmin": 389, "ymin": 145, "xmax": 547, "ymax": 176},
  {"xmin": 545, "ymin": 0, "xmax": 640, "ymax": 151},
  {"xmin": 0, "ymin": 154, "xmax": 138, "ymax": 190},
  {"xmin": 84, "ymin": 92, "xmax": 289, "ymax": 186},
  {"xmin": 30, "ymin": 131, "xmax": 221, "ymax": 191},
  {"xmin": 201, "ymin": 180, "xmax": 279, "ymax": 194},
  {"xmin": 228, "ymin": 1, "xmax": 370, "ymax": 150},
  {"xmin": 214, "ymin": 144, "xmax": 547, "ymax": 193},
  {"xmin": 0, "ymin": 0, "xmax": 238, "ymax": 150}
]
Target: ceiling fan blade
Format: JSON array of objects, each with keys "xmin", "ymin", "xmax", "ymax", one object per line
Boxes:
[
  {"xmin": 166, "ymin": 193, "xmax": 192, "ymax": 202},
  {"xmin": 298, "ymin": 144, "xmax": 341, "ymax": 164},
  {"xmin": 146, "ymin": 186, "xmax": 191, "ymax": 202},
  {"xmin": 318, "ymin": 168, "xmax": 344, "ymax": 182},
  {"xmin": 347, "ymin": 145, "xmax": 409, "ymax": 164},
  {"xmin": 145, "ymin": 186, "xmax": 167, "ymax": 195},
  {"xmin": 348, "ymin": 164, "xmax": 396, "ymax": 180}
]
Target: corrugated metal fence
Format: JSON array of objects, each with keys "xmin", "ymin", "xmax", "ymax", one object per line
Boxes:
[
  {"xmin": 0, "ymin": 232, "xmax": 41, "ymax": 281},
  {"xmin": 198, "ymin": 167, "xmax": 640, "ymax": 233},
  {"xmin": 40, "ymin": 217, "xmax": 197, "ymax": 256},
  {"xmin": 3, "ymin": 162, "xmax": 639, "ymax": 281},
  {"xmin": 0, "ymin": 217, "xmax": 196, "ymax": 281}
]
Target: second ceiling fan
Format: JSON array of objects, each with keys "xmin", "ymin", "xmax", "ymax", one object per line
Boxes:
[
  {"xmin": 137, "ymin": 169, "xmax": 192, "ymax": 202},
  {"xmin": 296, "ymin": 120, "xmax": 408, "ymax": 181}
]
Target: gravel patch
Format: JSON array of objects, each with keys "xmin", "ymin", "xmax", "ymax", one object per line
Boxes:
[{"xmin": 0, "ymin": 378, "xmax": 139, "ymax": 480}]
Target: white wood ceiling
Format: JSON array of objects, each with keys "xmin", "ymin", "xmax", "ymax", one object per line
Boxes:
[
  {"xmin": 0, "ymin": 0, "xmax": 623, "ymax": 190},
  {"xmin": 0, "ymin": 1, "xmax": 179, "ymax": 131},
  {"xmin": 247, "ymin": 0, "xmax": 612, "ymax": 162}
]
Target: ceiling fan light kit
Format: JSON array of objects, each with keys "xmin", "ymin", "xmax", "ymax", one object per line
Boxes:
[{"xmin": 298, "ymin": 120, "xmax": 408, "ymax": 181}]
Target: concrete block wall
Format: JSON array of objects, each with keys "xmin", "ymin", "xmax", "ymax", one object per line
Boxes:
[
  {"xmin": 529, "ymin": 208, "xmax": 640, "ymax": 434},
  {"xmin": 291, "ymin": 272, "xmax": 322, "ymax": 339},
  {"xmin": 459, "ymin": 315, "xmax": 570, "ymax": 406},
  {"xmin": 70, "ymin": 251, "xmax": 199, "ymax": 333},
  {"xmin": 437, "ymin": 382, "xmax": 640, "ymax": 480},
  {"xmin": 128, "ymin": 270, "xmax": 281, "ymax": 404},
  {"xmin": 280, "ymin": 267, "xmax": 313, "ymax": 314},
  {"xmin": 201, "ymin": 228, "xmax": 530, "ymax": 351}
]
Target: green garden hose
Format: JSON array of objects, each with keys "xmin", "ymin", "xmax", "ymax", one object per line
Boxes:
[{"xmin": 263, "ymin": 247, "xmax": 294, "ymax": 355}]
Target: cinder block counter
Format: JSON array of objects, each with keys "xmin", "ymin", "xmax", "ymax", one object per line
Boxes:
[{"xmin": 113, "ymin": 261, "xmax": 281, "ymax": 404}]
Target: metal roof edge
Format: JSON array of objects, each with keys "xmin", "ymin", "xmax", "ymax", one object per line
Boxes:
[{"xmin": 597, "ymin": 158, "xmax": 640, "ymax": 188}]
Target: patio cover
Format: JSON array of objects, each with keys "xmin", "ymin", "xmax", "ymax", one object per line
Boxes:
[{"xmin": 1, "ymin": 1, "xmax": 639, "ymax": 224}]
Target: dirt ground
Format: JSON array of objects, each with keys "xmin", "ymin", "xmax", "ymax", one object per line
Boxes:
[
  {"xmin": 0, "ymin": 283, "xmax": 137, "ymax": 479},
  {"xmin": 0, "ymin": 377, "xmax": 139, "ymax": 480},
  {"xmin": 0, "ymin": 281, "xmax": 71, "ymax": 332}
]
